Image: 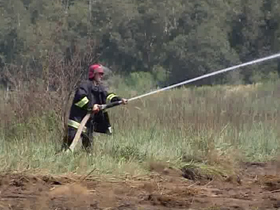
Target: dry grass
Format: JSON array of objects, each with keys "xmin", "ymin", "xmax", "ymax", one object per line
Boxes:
[{"xmin": 0, "ymin": 78, "xmax": 280, "ymax": 177}]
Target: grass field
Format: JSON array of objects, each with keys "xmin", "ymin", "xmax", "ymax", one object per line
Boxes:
[{"xmin": 0, "ymin": 81, "xmax": 280, "ymax": 178}]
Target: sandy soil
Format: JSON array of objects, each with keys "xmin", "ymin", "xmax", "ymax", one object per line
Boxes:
[{"xmin": 1, "ymin": 161, "xmax": 280, "ymax": 210}]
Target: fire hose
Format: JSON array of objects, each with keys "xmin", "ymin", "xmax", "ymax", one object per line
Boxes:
[{"xmin": 68, "ymin": 52, "xmax": 280, "ymax": 152}]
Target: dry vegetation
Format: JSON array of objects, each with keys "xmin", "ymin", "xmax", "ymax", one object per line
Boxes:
[
  {"xmin": 1, "ymin": 59, "xmax": 280, "ymax": 177},
  {"xmin": 1, "ymin": 61, "xmax": 280, "ymax": 209}
]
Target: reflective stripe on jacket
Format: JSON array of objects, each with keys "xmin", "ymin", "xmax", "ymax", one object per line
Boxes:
[{"xmin": 68, "ymin": 80, "xmax": 121, "ymax": 134}]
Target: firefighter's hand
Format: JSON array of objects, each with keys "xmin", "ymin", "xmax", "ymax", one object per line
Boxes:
[
  {"xmin": 121, "ymin": 98, "xmax": 128, "ymax": 105},
  {"xmin": 93, "ymin": 104, "xmax": 100, "ymax": 113}
]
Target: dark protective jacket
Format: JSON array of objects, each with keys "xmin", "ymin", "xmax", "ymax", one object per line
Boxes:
[{"xmin": 68, "ymin": 79, "xmax": 121, "ymax": 135}]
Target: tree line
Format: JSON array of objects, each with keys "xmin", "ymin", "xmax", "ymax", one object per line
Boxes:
[{"xmin": 1, "ymin": 0, "xmax": 280, "ymax": 89}]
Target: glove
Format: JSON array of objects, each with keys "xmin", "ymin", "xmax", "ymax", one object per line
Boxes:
[
  {"xmin": 121, "ymin": 98, "xmax": 128, "ymax": 105},
  {"xmin": 93, "ymin": 104, "xmax": 100, "ymax": 113}
]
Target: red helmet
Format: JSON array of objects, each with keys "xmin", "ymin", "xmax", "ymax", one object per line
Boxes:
[{"xmin": 88, "ymin": 64, "xmax": 104, "ymax": 79}]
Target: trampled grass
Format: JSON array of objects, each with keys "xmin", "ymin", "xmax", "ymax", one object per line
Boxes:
[{"xmin": 0, "ymin": 81, "xmax": 280, "ymax": 177}]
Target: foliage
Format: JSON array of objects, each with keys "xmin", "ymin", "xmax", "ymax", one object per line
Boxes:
[
  {"xmin": 1, "ymin": 81, "xmax": 280, "ymax": 175},
  {"xmin": 1, "ymin": 0, "xmax": 280, "ymax": 177},
  {"xmin": 1, "ymin": 0, "xmax": 280, "ymax": 87}
]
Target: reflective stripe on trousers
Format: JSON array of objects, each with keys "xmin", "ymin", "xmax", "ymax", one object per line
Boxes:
[{"xmin": 68, "ymin": 119, "xmax": 87, "ymax": 133}]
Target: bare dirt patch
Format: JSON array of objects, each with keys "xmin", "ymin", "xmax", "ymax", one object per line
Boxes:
[{"xmin": 1, "ymin": 161, "xmax": 280, "ymax": 209}]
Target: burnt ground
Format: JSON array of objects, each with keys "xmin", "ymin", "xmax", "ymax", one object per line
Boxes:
[{"xmin": 1, "ymin": 161, "xmax": 280, "ymax": 210}]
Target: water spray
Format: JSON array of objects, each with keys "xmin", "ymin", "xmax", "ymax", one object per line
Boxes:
[
  {"xmin": 97, "ymin": 52, "xmax": 280, "ymax": 110},
  {"xmin": 68, "ymin": 52, "xmax": 280, "ymax": 152},
  {"xmin": 127, "ymin": 52, "xmax": 280, "ymax": 102}
]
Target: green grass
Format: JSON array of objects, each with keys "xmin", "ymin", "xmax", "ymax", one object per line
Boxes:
[{"xmin": 0, "ymin": 81, "xmax": 280, "ymax": 178}]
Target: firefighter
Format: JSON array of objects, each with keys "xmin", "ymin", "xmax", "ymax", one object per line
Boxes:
[{"xmin": 62, "ymin": 64, "xmax": 127, "ymax": 151}]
